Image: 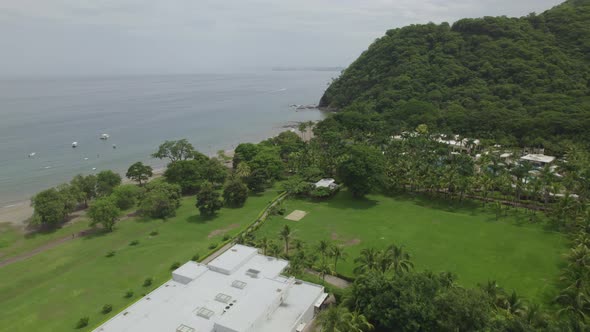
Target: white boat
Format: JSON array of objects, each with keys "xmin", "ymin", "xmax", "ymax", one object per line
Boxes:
[
  {"xmin": 72, "ymin": 141, "xmax": 78, "ymax": 148},
  {"xmin": 100, "ymin": 133, "xmax": 110, "ymax": 140},
  {"xmin": 28, "ymin": 152, "xmax": 36, "ymax": 158}
]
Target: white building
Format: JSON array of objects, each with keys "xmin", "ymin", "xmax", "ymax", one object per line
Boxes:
[
  {"xmin": 314, "ymin": 178, "xmax": 338, "ymax": 190},
  {"xmin": 94, "ymin": 245, "xmax": 327, "ymax": 332},
  {"xmin": 520, "ymin": 154, "xmax": 555, "ymax": 167}
]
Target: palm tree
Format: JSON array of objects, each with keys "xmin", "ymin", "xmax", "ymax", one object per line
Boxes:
[
  {"xmin": 555, "ymin": 288, "xmax": 590, "ymax": 321},
  {"xmin": 279, "ymin": 225, "xmax": 291, "ymax": 256},
  {"xmin": 257, "ymin": 237, "xmax": 270, "ymax": 255},
  {"xmin": 500, "ymin": 290, "xmax": 527, "ymax": 317},
  {"xmin": 235, "ymin": 162, "xmax": 251, "ymax": 179},
  {"xmin": 384, "ymin": 244, "xmax": 413, "ymax": 275},
  {"xmin": 292, "ymin": 238, "xmax": 305, "ymax": 252},
  {"xmin": 267, "ymin": 240, "xmax": 282, "ymax": 258},
  {"xmin": 354, "ymin": 248, "xmax": 380, "ymax": 274},
  {"xmin": 317, "ymin": 240, "xmax": 331, "ymax": 264},
  {"xmin": 344, "ymin": 310, "xmax": 374, "ymax": 332},
  {"xmin": 317, "ymin": 262, "xmax": 334, "ymax": 285},
  {"xmin": 479, "ymin": 280, "xmax": 505, "ymax": 308},
  {"xmin": 329, "ymin": 245, "xmax": 348, "ymax": 275},
  {"xmin": 316, "ymin": 306, "xmax": 347, "ymax": 332}
]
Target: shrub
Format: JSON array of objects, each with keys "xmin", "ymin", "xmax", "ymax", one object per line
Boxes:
[
  {"xmin": 143, "ymin": 277, "xmax": 153, "ymax": 287},
  {"xmin": 129, "ymin": 240, "xmax": 139, "ymax": 246},
  {"xmin": 101, "ymin": 304, "xmax": 113, "ymax": 314},
  {"xmin": 310, "ymin": 186, "xmax": 334, "ymax": 200},
  {"xmin": 222, "ymin": 234, "xmax": 231, "ymax": 241},
  {"xmin": 208, "ymin": 243, "xmax": 218, "ymax": 250},
  {"xmin": 191, "ymin": 253, "xmax": 200, "ymax": 262},
  {"xmin": 105, "ymin": 250, "xmax": 116, "ymax": 258},
  {"xmin": 76, "ymin": 317, "xmax": 89, "ymax": 329},
  {"xmin": 124, "ymin": 290, "xmax": 134, "ymax": 298},
  {"xmin": 149, "ymin": 230, "xmax": 159, "ymax": 236},
  {"xmin": 170, "ymin": 262, "xmax": 181, "ymax": 270}
]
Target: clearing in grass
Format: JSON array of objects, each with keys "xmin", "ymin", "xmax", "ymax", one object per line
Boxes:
[
  {"xmin": 0, "ymin": 188, "xmax": 280, "ymax": 332},
  {"xmin": 284, "ymin": 209, "xmax": 307, "ymax": 221},
  {"xmin": 253, "ymin": 190, "xmax": 567, "ymax": 304}
]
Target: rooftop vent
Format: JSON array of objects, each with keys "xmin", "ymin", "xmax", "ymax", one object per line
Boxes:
[
  {"xmin": 176, "ymin": 324, "xmax": 195, "ymax": 332},
  {"xmin": 232, "ymin": 280, "xmax": 247, "ymax": 289},
  {"xmin": 246, "ymin": 268, "xmax": 260, "ymax": 278},
  {"xmin": 196, "ymin": 307, "xmax": 214, "ymax": 320},
  {"xmin": 215, "ymin": 293, "xmax": 232, "ymax": 304}
]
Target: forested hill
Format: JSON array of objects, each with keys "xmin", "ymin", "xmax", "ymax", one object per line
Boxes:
[{"xmin": 319, "ymin": 0, "xmax": 590, "ymax": 149}]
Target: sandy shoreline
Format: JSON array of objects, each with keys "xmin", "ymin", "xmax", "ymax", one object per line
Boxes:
[{"xmin": 0, "ymin": 128, "xmax": 308, "ymax": 230}]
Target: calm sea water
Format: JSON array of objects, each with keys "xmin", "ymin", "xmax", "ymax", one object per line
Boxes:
[{"xmin": 0, "ymin": 71, "xmax": 335, "ymax": 206}]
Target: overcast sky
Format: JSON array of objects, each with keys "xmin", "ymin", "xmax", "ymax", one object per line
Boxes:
[{"xmin": 0, "ymin": 0, "xmax": 564, "ymax": 76}]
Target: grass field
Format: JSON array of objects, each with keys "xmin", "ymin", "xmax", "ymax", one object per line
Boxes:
[
  {"xmin": 0, "ymin": 188, "xmax": 279, "ymax": 332},
  {"xmin": 254, "ymin": 191, "xmax": 567, "ymax": 303}
]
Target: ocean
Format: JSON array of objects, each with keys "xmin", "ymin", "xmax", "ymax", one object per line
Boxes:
[{"xmin": 0, "ymin": 71, "xmax": 335, "ymax": 206}]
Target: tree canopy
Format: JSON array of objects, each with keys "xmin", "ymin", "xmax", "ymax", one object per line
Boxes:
[{"xmin": 319, "ymin": 0, "xmax": 590, "ymax": 150}]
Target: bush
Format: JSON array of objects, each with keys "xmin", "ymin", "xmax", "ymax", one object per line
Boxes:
[
  {"xmin": 105, "ymin": 250, "xmax": 116, "ymax": 258},
  {"xmin": 170, "ymin": 262, "xmax": 181, "ymax": 270},
  {"xmin": 143, "ymin": 277, "xmax": 153, "ymax": 287},
  {"xmin": 124, "ymin": 290, "xmax": 134, "ymax": 298},
  {"xmin": 208, "ymin": 243, "xmax": 218, "ymax": 250},
  {"xmin": 129, "ymin": 240, "xmax": 139, "ymax": 246},
  {"xmin": 223, "ymin": 179, "xmax": 249, "ymax": 207},
  {"xmin": 75, "ymin": 317, "xmax": 89, "ymax": 329},
  {"xmin": 101, "ymin": 304, "xmax": 113, "ymax": 314},
  {"xmin": 310, "ymin": 186, "xmax": 334, "ymax": 200},
  {"xmin": 191, "ymin": 253, "xmax": 200, "ymax": 262},
  {"xmin": 112, "ymin": 184, "xmax": 143, "ymax": 210},
  {"xmin": 149, "ymin": 230, "xmax": 159, "ymax": 236},
  {"xmin": 222, "ymin": 234, "xmax": 231, "ymax": 241}
]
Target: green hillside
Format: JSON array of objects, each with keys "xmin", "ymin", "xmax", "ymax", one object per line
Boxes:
[{"xmin": 319, "ymin": 0, "xmax": 590, "ymax": 149}]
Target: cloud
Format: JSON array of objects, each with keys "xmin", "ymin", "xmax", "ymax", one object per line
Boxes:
[{"xmin": 0, "ymin": 0, "xmax": 564, "ymax": 76}]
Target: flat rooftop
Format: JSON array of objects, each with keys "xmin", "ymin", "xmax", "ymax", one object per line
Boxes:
[
  {"xmin": 520, "ymin": 154, "xmax": 555, "ymax": 164},
  {"xmin": 94, "ymin": 244, "xmax": 325, "ymax": 332}
]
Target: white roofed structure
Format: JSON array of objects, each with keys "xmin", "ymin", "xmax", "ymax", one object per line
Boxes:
[
  {"xmin": 314, "ymin": 178, "xmax": 338, "ymax": 190},
  {"xmin": 93, "ymin": 244, "xmax": 327, "ymax": 332},
  {"xmin": 520, "ymin": 154, "xmax": 555, "ymax": 165}
]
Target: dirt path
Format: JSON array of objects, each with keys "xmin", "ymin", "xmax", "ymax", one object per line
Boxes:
[
  {"xmin": 305, "ymin": 268, "xmax": 351, "ymax": 289},
  {"xmin": 0, "ymin": 212, "xmax": 136, "ymax": 269}
]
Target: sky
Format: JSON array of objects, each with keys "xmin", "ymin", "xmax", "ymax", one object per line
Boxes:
[{"xmin": 0, "ymin": 0, "xmax": 564, "ymax": 76}]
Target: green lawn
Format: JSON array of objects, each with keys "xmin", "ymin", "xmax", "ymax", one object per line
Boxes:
[
  {"xmin": 0, "ymin": 189, "xmax": 279, "ymax": 332},
  {"xmin": 254, "ymin": 191, "xmax": 567, "ymax": 303}
]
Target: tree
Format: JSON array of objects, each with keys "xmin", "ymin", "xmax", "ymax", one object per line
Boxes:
[
  {"xmin": 196, "ymin": 182, "xmax": 223, "ymax": 216},
  {"xmin": 96, "ymin": 170, "xmax": 121, "ymax": 196},
  {"xmin": 164, "ymin": 159, "xmax": 206, "ymax": 194},
  {"xmin": 139, "ymin": 181, "xmax": 181, "ymax": 219},
  {"xmin": 267, "ymin": 240, "xmax": 282, "ymax": 257},
  {"xmin": 281, "ymin": 176, "xmax": 311, "ymax": 197},
  {"xmin": 433, "ymin": 287, "xmax": 492, "ymax": 331},
  {"xmin": 317, "ymin": 240, "xmax": 331, "ymax": 264},
  {"xmin": 246, "ymin": 169, "xmax": 267, "ymax": 193},
  {"xmin": 233, "ymin": 143, "xmax": 259, "ymax": 168},
  {"xmin": 384, "ymin": 244, "xmax": 414, "ymax": 275},
  {"xmin": 235, "ymin": 162, "xmax": 251, "ymax": 179},
  {"xmin": 249, "ymin": 147, "xmax": 284, "ymax": 181},
  {"xmin": 316, "ymin": 306, "xmax": 373, "ymax": 332},
  {"xmin": 88, "ymin": 197, "xmax": 120, "ymax": 232},
  {"xmin": 111, "ymin": 184, "xmax": 143, "ymax": 210},
  {"xmin": 222, "ymin": 179, "xmax": 248, "ymax": 207},
  {"xmin": 152, "ymin": 139, "xmax": 204, "ymax": 163},
  {"xmin": 279, "ymin": 225, "xmax": 292, "ymax": 256},
  {"xmin": 257, "ymin": 237, "xmax": 270, "ymax": 255},
  {"xmin": 31, "ymin": 188, "xmax": 70, "ymax": 225},
  {"xmin": 354, "ymin": 247, "xmax": 380, "ymax": 274},
  {"xmin": 70, "ymin": 174, "xmax": 97, "ymax": 207},
  {"xmin": 126, "ymin": 162, "xmax": 153, "ymax": 186},
  {"xmin": 337, "ymin": 144, "xmax": 385, "ymax": 197},
  {"xmin": 329, "ymin": 245, "xmax": 348, "ymax": 275}
]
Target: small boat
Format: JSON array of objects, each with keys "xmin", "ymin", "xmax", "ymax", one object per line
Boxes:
[
  {"xmin": 100, "ymin": 134, "xmax": 110, "ymax": 140},
  {"xmin": 92, "ymin": 167, "xmax": 97, "ymax": 171},
  {"xmin": 72, "ymin": 141, "xmax": 78, "ymax": 148},
  {"xmin": 28, "ymin": 152, "xmax": 36, "ymax": 158},
  {"xmin": 84, "ymin": 157, "xmax": 89, "ymax": 161},
  {"xmin": 112, "ymin": 144, "xmax": 117, "ymax": 149}
]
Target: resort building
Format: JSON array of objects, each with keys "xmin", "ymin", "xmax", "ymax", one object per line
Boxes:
[
  {"xmin": 314, "ymin": 178, "xmax": 338, "ymax": 190},
  {"xmin": 520, "ymin": 154, "xmax": 556, "ymax": 168},
  {"xmin": 93, "ymin": 244, "xmax": 327, "ymax": 332}
]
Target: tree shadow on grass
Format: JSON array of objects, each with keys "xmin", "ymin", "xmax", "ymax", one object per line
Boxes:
[
  {"xmin": 323, "ymin": 191, "xmax": 379, "ymax": 210},
  {"xmin": 187, "ymin": 214, "xmax": 217, "ymax": 224},
  {"xmin": 391, "ymin": 193, "xmax": 483, "ymax": 215},
  {"xmin": 81, "ymin": 227, "xmax": 111, "ymax": 240}
]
